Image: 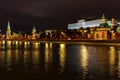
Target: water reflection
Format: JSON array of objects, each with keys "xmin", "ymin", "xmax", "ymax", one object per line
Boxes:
[
  {"xmin": 32, "ymin": 42, "xmax": 40, "ymax": 49},
  {"xmin": 118, "ymin": 53, "xmax": 120, "ymax": 78},
  {"xmin": 45, "ymin": 43, "xmax": 49, "ymax": 63},
  {"xmin": 0, "ymin": 41, "xmax": 120, "ymax": 80},
  {"xmin": 117, "ymin": 48, "xmax": 120, "ymax": 78},
  {"xmin": 24, "ymin": 41, "xmax": 30, "ymax": 49},
  {"xmin": 109, "ymin": 46, "xmax": 116, "ymax": 76},
  {"xmin": 59, "ymin": 44, "xmax": 66, "ymax": 72},
  {"xmin": 14, "ymin": 49, "xmax": 19, "ymax": 63},
  {"xmin": 79, "ymin": 45, "xmax": 89, "ymax": 78},
  {"xmin": 23, "ymin": 50, "xmax": 30, "ymax": 65},
  {"xmin": 6, "ymin": 41, "xmax": 12, "ymax": 49}
]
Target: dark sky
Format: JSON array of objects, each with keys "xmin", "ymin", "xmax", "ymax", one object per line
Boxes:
[{"xmin": 0, "ymin": 0, "xmax": 120, "ymax": 31}]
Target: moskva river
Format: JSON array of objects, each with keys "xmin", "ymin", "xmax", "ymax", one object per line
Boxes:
[{"xmin": 0, "ymin": 41, "xmax": 120, "ymax": 80}]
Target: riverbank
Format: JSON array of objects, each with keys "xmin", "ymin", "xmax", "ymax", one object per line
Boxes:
[
  {"xmin": 1, "ymin": 39, "xmax": 120, "ymax": 46},
  {"xmin": 39, "ymin": 40, "xmax": 120, "ymax": 45}
]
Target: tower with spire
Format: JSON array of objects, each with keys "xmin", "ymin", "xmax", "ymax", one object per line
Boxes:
[
  {"xmin": 32, "ymin": 26, "xmax": 36, "ymax": 39},
  {"xmin": 6, "ymin": 21, "xmax": 12, "ymax": 39},
  {"xmin": 94, "ymin": 14, "xmax": 111, "ymax": 40},
  {"xmin": 110, "ymin": 18, "xmax": 118, "ymax": 27},
  {"xmin": 99, "ymin": 14, "xmax": 109, "ymax": 28}
]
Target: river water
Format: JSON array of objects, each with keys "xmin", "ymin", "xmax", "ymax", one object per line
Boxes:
[{"xmin": 0, "ymin": 41, "xmax": 120, "ymax": 80}]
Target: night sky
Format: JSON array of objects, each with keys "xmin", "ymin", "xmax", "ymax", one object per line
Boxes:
[{"xmin": 0, "ymin": 0, "xmax": 120, "ymax": 31}]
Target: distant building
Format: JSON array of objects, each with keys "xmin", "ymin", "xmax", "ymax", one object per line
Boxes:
[
  {"xmin": 6, "ymin": 21, "xmax": 12, "ymax": 39},
  {"xmin": 68, "ymin": 15, "xmax": 120, "ymax": 29}
]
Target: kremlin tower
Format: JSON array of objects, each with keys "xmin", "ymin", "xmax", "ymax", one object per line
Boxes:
[
  {"xmin": 94, "ymin": 14, "xmax": 110, "ymax": 40},
  {"xmin": 99, "ymin": 14, "xmax": 109, "ymax": 28},
  {"xmin": 6, "ymin": 21, "xmax": 11, "ymax": 39},
  {"xmin": 32, "ymin": 26, "xmax": 36, "ymax": 39},
  {"xmin": 110, "ymin": 18, "xmax": 118, "ymax": 27}
]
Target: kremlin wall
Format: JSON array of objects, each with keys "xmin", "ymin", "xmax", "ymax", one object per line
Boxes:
[{"xmin": 1, "ymin": 14, "xmax": 120, "ymax": 40}]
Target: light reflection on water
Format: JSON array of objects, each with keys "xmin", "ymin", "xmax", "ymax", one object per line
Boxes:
[
  {"xmin": 79, "ymin": 45, "xmax": 89, "ymax": 78},
  {"xmin": 109, "ymin": 46, "xmax": 116, "ymax": 76},
  {"xmin": 59, "ymin": 44, "xmax": 66, "ymax": 72},
  {"xmin": 0, "ymin": 41, "xmax": 120, "ymax": 80}
]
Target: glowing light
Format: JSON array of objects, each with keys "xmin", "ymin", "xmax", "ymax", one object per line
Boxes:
[
  {"xmin": 19, "ymin": 41, "xmax": 22, "ymax": 45},
  {"xmin": 117, "ymin": 49, "xmax": 120, "ymax": 78},
  {"xmin": 50, "ymin": 43, "xmax": 52, "ymax": 48},
  {"xmin": 2, "ymin": 40, "xmax": 5, "ymax": 44},
  {"xmin": 59, "ymin": 44, "xmax": 66, "ymax": 72},
  {"xmin": 79, "ymin": 45, "xmax": 88, "ymax": 77},
  {"xmin": 45, "ymin": 43, "xmax": 49, "ymax": 48},
  {"xmin": 24, "ymin": 41, "xmax": 27, "ymax": 45},
  {"xmin": 45, "ymin": 43, "xmax": 49, "ymax": 70},
  {"xmin": 15, "ymin": 49, "xmax": 19, "ymax": 62},
  {"xmin": 1, "ymin": 40, "xmax": 5, "ymax": 49},
  {"xmin": 6, "ymin": 41, "xmax": 11, "ymax": 49},
  {"xmin": 6, "ymin": 50, "xmax": 12, "ymax": 67},
  {"xmin": 15, "ymin": 41, "xmax": 19, "ymax": 48},
  {"xmin": 24, "ymin": 41, "xmax": 28, "ymax": 49},
  {"xmin": 109, "ymin": 46, "xmax": 115, "ymax": 75},
  {"xmin": 33, "ymin": 42, "xmax": 40, "ymax": 49},
  {"xmin": 32, "ymin": 50, "xmax": 39, "ymax": 64},
  {"xmin": 15, "ymin": 41, "xmax": 18, "ymax": 44},
  {"xmin": 7, "ymin": 41, "xmax": 11, "ymax": 44},
  {"xmin": 23, "ymin": 50, "xmax": 29, "ymax": 64},
  {"xmin": 45, "ymin": 43, "xmax": 49, "ymax": 62}
]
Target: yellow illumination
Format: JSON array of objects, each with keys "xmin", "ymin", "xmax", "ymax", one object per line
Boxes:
[
  {"xmin": 45, "ymin": 43, "xmax": 50, "ymax": 70},
  {"xmin": 109, "ymin": 46, "xmax": 115, "ymax": 75},
  {"xmin": 45, "ymin": 43, "xmax": 49, "ymax": 63},
  {"xmin": 6, "ymin": 50, "xmax": 12, "ymax": 66},
  {"xmin": 50, "ymin": 43, "xmax": 52, "ymax": 48},
  {"xmin": 15, "ymin": 41, "xmax": 18, "ymax": 44},
  {"xmin": 24, "ymin": 41, "xmax": 28, "ymax": 49},
  {"xmin": 23, "ymin": 50, "xmax": 29, "ymax": 64},
  {"xmin": 27, "ymin": 42, "xmax": 30, "ymax": 45},
  {"xmin": 33, "ymin": 42, "xmax": 40, "ymax": 49},
  {"xmin": 2, "ymin": 40, "xmax": 5, "ymax": 44},
  {"xmin": 117, "ymin": 50, "xmax": 120, "ymax": 78},
  {"xmin": 6, "ymin": 41, "xmax": 11, "ymax": 49},
  {"xmin": 7, "ymin": 41, "xmax": 11, "ymax": 44},
  {"xmin": 19, "ymin": 41, "xmax": 22, "ymax": 45},
  {"xmin": 79, "ymin": 45, "xmax": 88, "ymax": 77},
  {"xmin": 15, "ymin": 41, "xmax": 18, "ymax": 48},
  {"xmin": 2, "ymin": 40, "xmax": 5, "ymax": 49},
  {"xmin": 45, "ymin": 43, "xmax": 49, "ymax": 48},
  {"xmin": 15, "ymin": 49, "xmax": 19, "ymax": 62},
  {"xmin": 24, "ymin": 41, "xmax": 27, "ymax": 45},
  {"xmin": 32, "ymin": 50, "xmax": 39, "ymax": 64},
  {"xmin": 59, "ymin": 44, "xmax": 66, "ymax": 72}
]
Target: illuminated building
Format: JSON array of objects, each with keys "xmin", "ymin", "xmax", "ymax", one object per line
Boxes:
[
  {"xmin": 32, "ymin": 26, "xmax": 36, "ymax": 39},
  {"xmin": 6, "ymin": 21, "xmax": 12, "ymax": 39},
  {"xmin": 94, "ymin": 14, "xmax": 110, "ymax": 40},
  {"xmin": 99, "ymin": 14, "xmax": 109, "ymax": 28},
  {"xmin": 68, "ymin": 15, "xmax": 120, "ymax": 29},
  {"xmin": 68, "ymin": 19, "xmax": 111, "ymax": 29},
  {"xmin": 67, "ymin": 14, "xmax": 120, "ymax": 40}
]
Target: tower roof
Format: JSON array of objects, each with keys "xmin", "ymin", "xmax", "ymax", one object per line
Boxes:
[
  {"xmin": 32, "ymin": 25, "xmax": 36, "ymax": 33},
  {"xmin": 7, "ymin": 21, "xmax": 11, "ymax": 30},
  {"xmin": 102, "ymin": 14, "xmax": 105, "ymax": 19}
]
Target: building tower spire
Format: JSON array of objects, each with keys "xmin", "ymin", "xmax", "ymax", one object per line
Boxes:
[
  {"xmin": 6, "ymin": 20, "xmax": 11, "ymax": 39},
  {"xmin": 32, "ymin": 25, "xmax": 36, "ymax": 39},
  {"xmin": 99, "ymin": 14, "xmax": 109, "ymax": 28},
  {"xmin": 102, "ymin": 13, "xmax": 105, "ymax": 19},
  {"xmin": 7, "ymin": 20, "xmax": 11, "ymax": 30}
]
